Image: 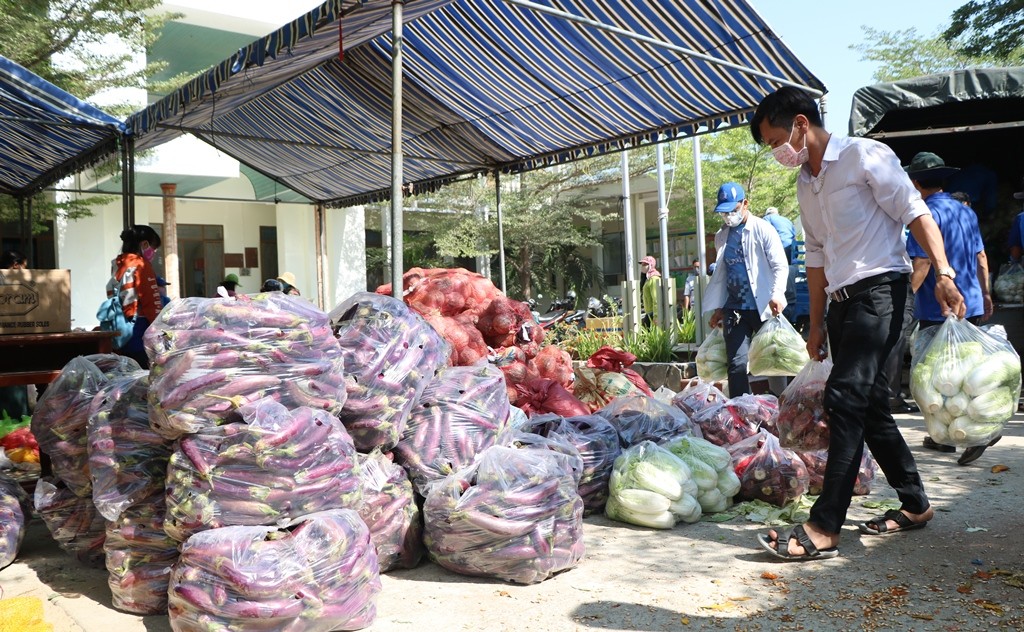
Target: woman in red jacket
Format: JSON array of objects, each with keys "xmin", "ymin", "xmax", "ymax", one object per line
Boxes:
[{"xmin": 108, "ymin": 225, "xmax": 162, "ymax": 368}]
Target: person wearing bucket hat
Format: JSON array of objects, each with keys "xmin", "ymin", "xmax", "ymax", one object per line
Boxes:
[
  {"xmin": 702, "ymin": 181, "xmax": 789, "ymax": 397},
  {"xmin": 749, "ymin": 87, "xmax": 965, "ymax": 562},
  {"xmin": 905, "ymin": 152, "xmax": 995, "ymax": 462},
  {"xmin": 276, "ymin": 271, "xmax": 301, "ymax": 296}
]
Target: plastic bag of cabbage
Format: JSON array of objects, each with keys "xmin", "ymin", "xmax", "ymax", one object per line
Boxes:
[
  {"xmin": 994, "ymin": 262, "xmax": 1024, "ymax": 304},
  {"xmin": 747, "ymin": 314, "xmax": 808, "ymax": 377},
  {"xmin": 910, "ymin": 316, "xmax": 1021, "ymax": 448},
  {"xmin": 695, "ymin": 328, "xmax": 728, "ymax": 382},
  {"xmin": 661, "ymin": 436, "xmax": 741, "ymax": 514},
  {"xmin": 605, "ymin": 441, "xmax": 701, "ymax": 529}
]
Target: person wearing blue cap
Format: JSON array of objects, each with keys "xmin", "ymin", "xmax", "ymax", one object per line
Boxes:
[
  {"xmin": 155, "ymin": 276, "xmax": 171, "ymax": 307},
  {"xmin": 702, "ymin": 181, "xmax": 789, "ymax": 397}
]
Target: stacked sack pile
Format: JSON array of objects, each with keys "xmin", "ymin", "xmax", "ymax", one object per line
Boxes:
[{"xmin": 376, "ymin": 268, "xmax": 581, "ymax": 414}]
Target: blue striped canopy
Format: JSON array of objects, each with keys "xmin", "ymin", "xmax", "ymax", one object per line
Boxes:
[
  {"xmin": 0, "ymin": 55, "xmax": 125, "ymax": 197},
  {"xmin": 126, "ymin": 0, "xmax": 824, "ymax": 206}
]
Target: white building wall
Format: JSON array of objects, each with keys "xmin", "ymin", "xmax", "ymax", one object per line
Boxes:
[{"xmin": 327, "ymin": 205, "xmax": 366, "ymax": 309}]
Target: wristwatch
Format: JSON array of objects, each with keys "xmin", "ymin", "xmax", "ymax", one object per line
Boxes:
[{"xmin": 936, "ymin": 266, "xmax": 957, "ymax": 281}]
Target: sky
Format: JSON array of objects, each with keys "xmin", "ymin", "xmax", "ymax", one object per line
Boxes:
[{"xmin": 754, "ymin": 0, "xmax": 967, "ymax": 135}]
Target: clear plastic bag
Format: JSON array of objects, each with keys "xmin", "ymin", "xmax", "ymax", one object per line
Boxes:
[
  {"xmin": 573, "ymin": 366, "xmax": 639, "ymax": 413},
  {"xmin": 145, "ymin": 293, "xmax": 348, "ymax": 440},
  {"xmin": 105, "ymin": 493, "xmax": 179, "ymax": 614},
  {"xmin": 730, "ymin": 393, "xmax": 780, "ymax": 437},
  {"xmin": 87, "ymin": 371, "xmax": 173, "ymax": 522},
  {"xmin": 34, "ymin": 477, "xmax": 107, "ymax": 567},
  {"xmin": 393, "ymin": 364, "xmax": 512, "ymax": 497},
  {"xmin": 728, "ymin": 430, "xmax": 809, "ymax": 507},
  {"xmin": 168, "ymin": 509, "xmax": 381, "ymax": 632},
  {"xmin": 30, "ymin": 354, "xmax": 140, "ymax": 498},
  {"xmin": 672, "ymin": 378, "xmax": 728, "ymax": 418},
  {"xmin": 689, "ymin": 401, "xmax": 759, "ymax": 447},
  {"xmin": 777, "ymin": 359, "xmax": 832, "ymax": 451},
  {"xmin": 596, "ymin": 393, "xmax": 700, "ymax": 447},
  {"xmin": 605, "ymin": 441, "xmax": 701, "ymax": 528},
  {"xmin": 423, "ymin": 445, "xmax": 585, "ymax": 584},
  {"xmin": 798, "ymin": 448, "xmax": 876, "ymax": 496},
  {"xmin": 355, "ymin": 450, "xmax": 423, "ymax": 573},
  {"xmin": 330, "ymin": 292, "xmax": 451, "ymax": 451},
  {"xmin": 994, "ymin": 261, "xmax": 1024, "ymax": 304},
  {"xmin": 164, "ymin": 398, "xmax": 361, "ymax": 542},
  {"xmin": 748, "ymin": 314, "xmax": 808, "ymax": 377},
  {"xmin": 0, "ymin": 473, "xmax": 30, "ymax": 570},
  {"xmin": 910, "ymin": 316, "xmax": 1021, "ymax": 447},
  {"xmin": 695, "ymin": 327, "xmax": 728, "ymax": 382}
]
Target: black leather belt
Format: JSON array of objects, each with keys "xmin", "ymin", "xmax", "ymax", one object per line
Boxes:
[{"xmin": 828, "ymin": 272, "xmax": 907, "ymax": 303}]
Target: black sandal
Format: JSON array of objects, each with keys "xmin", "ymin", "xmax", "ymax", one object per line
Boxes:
[
  {"xmin": 858, "ymin": 509, "xmax": 928, "ymax": 535},
  {"xmin": 757, "ymin": 524, "xmax": 839, "ymax": 561}
]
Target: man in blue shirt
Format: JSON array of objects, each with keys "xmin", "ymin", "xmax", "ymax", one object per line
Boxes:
[
  {"xmin": 763, "ymin": 207, "xmax": 797, "ymax": 263},
  {"xmin": 905, "ymin": 152, "xmax": 995, "ymax": 465}
]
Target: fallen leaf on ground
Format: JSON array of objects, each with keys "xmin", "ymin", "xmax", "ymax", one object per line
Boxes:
[
  {"xmin": 701, "ymin": 602, "xmax": 736, "ymax": 612},
  {"xmin": 991, "ymin": 464, "xmax": 1009, "ymax": 473},
  {"xmin": 680, "ymin": 617, "xmax": 689, "ymax": 625},
  {"xmin": 973, "ymin": 571, "xmax": 993, "ymax": 580},
  {"xmin": 974, "ymin": 599, "xmax": 1004, "ymax": 615},
  {"xmin": 957, "ymin": 584, "xmax": 973, "ymax": 594},
  {"xmin": 910, "ymin": 613, "xmax": 934, "ymax": 621},
  {"xmin": 761, "ymin": 571, "xmax": 779, "ymax": 580}
]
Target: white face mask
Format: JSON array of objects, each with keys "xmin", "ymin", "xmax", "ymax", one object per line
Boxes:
[
  {"xmin": 771, "ymin": 124, "xmax": 809, "ymax": 168},
  {"xmin": 722, "ymin": 209, "xmax": 744, "ymax": 227}
]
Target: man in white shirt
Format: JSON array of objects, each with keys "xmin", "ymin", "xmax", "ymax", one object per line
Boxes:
[{"xmin": 749, "ymin": 86, "xmax": 965, "ymax": 562}]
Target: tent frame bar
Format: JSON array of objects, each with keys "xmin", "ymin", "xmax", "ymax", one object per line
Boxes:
[
  {"xmin": 502, "ymin": 0, "xmax": 823, "ymax": 97},
  {"xmin": 868, "ymin": 119, "xmax": 1024, "ymax": 139}
]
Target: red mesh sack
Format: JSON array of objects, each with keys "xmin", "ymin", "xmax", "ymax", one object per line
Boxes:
[{"xmin": 515, "ymin": 379, "xmax": 589, "ymax": 418}]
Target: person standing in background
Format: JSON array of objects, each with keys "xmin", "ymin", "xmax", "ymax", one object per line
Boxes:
[
  {"xmin": 156, "ymin": 276, "xmax": 171, "ymax": 308},
  {"xmin": 703, "ymin": 182, "xmax": 789, "ymax": 397},
  {"xmin": 639, "ymin": 256, "xmax": 661, "ymax": 327},
  {"xmin": 215, "ymin": 273, "xmax": 241, "ymax": 297},
  {"xmin": 277, "ymin": 271, "xmax": 301, "ymax": 296},
  {"xmin": 764, "ymin": 207, "xmax": 797, "ymax": 263},
  {"xmin": 1, "ymin": 250, "xmax": 27, "ymax": 269},
  {"xmin": 108, "ymin": 225, "xmax": 162, "ymax": 369},
  {"xmin": 682, "ymin": 259, "xmax": 700, "ymax": 311}
]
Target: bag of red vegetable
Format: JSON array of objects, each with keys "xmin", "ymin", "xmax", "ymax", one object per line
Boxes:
[
  {"xmin": 354, "ymin": 450, "xmax": 423, "ymax": 572},
  {"xmin": 515, "ymin": 413, "xmax": 621, "ymax": 514},
  {"xmin": 515, "ymin": 378, "xmax": 590, "ymax": 418},
  {"xmin": 689, "ymin": 401, "xmax": 757, "ymax": 447},
  {"xmin": 777, "ymin": 359, "xmax": 832, "ymax": 451},
  {"xmin": 168, "ymin": 509, "xmax": 381, "ymax": 632},
  {"xmin": 146, "ymin": 294, "xmax": 348, "ymax": 440},
  {"xmin": 87, "ymin": 371, "xmax": 174, "ymax": 521},
  {"xmin": 798, "ymin": 448, "xmax": 877, "ymax": 496},
  {"xmin": 377, "ymin": 267, "xmax": 501, "ymax": 317},
  {"xmin": 423, "ymin": 445, "xmax": 585, "ymax": 585},
  {"xmin": 0, "ymin": 426, "xmax": 39, "ymax": 464},
  {"xmin": 527, "ymin": 344, "xmax": 574, "ymax": 387},
  {"xmin": 728, "ymin": 430, "xmax": 809, "ymax": 507},
  {"xmin": 596, "ymin": 393, "xmax": 700, "ymax": 448},
  {"xmin": 330, "ymin": 292, "xmax": 451, "ymax": 452},
  {"xmin": 672, "ymin": 378, "xmax": 728, "ymax": 418},
  {"xmin": 393, "ymin": 364, "xmax": 511, "ymax": 497},
  {"xmin": 0, "ymin": 473, "xmax": 31, "ymax": 569},
  {"xmin": 34, "ymin": 477, "xmax": 107, "ymax": 567},
  {"xmin": 31, "ymin": 354, "xmax": 141, "ymax": 497},
  {"xmin": 105, "ymin": 493, "xmax": 180, "ymax": 614},
  {"xmin": 164, "ymin": 398, "xmax": 362, "ymax": 542},
  {"xmin": 730, "ymin": 394, "xmax": 780, "ymax": 437},
  {"xmin": 587, "ymin": 346, "xmax": 653, "ymax": 394}
]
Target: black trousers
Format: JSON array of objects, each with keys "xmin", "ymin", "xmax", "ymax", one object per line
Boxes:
[
  {"xmin": 809, "ymin": 277, "xmax": 929, "ymax": 534},
  {"xmin": 884, "ymin": 293, "xmax": 917, "ymax": 400},
  {"xmin": 723, "ymin": 309, "xmax": 763, "ymax": 397}
]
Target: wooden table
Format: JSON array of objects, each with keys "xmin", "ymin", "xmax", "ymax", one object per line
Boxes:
[{"xmin": 0, "ymin": 330, "xmax": 115, "ymax": 387}]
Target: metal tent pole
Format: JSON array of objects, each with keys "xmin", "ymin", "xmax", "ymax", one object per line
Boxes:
[
  {"xmin": 621, "ymin": 149, "xmax": 638, "ymax": 333},
  {"xmin": 120, "ymin": 137, "xmax": 130, "ymax": 229},
  {"xmin": 495, "ymin": 171, "xmax": 507, "ymax": 294},
  {"xmin": 655, "ymin": 138, "xmax": 673, "ymax": 329},
  {"xmin": 26, "ymin": 197, "xmax": 34, "ymax": 267},
  {"xmin": 18, "ymin": 197, "xmax": 26, "ymax": 255},
  {"xmin": 389, "ymin": 0, "xmax": 405, "ymax": 298},
  {"xmin": 692, "ymin": 135, "xmax": 708, "ymax": 344}
]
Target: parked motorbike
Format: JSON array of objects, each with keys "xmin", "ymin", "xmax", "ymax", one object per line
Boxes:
[{"xmin": 529, "ymin": 291, "xmax": 583, "ymax": 330}]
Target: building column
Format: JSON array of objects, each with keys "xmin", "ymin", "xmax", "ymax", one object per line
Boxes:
[{"xmin": 160, "ymin": 183, "xmax": 180, "ymax": 300}]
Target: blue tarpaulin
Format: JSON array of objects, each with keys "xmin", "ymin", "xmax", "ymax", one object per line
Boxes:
[{"xmin": 126, "ymin": 0, "xmax": 825, "ymax": 206}]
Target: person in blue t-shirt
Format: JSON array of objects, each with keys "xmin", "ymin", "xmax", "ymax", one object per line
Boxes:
[
  {"xmin": 905, "ymin": 152, "xmax": 996, "ymax": 465},
  {"xmin": 763, "ymin": 207, "xmax": 797, "ymax": 263}
]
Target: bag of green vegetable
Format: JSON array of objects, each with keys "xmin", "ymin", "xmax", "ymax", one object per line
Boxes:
[
  {"xmin": 423, "ymin": 445, "xmax": 585, "ymax": 584},
  {"xmin": 777, "ymin": 359, "xmax": 831, "ymax": 451},
  {"xmin": 994, "ymin": 261, "xmax": 1024, "ymax": 304},
  {"xmin": 910, "ymin": 316, "xmax": 1021, "ymax": 447},
  {"xmin": 605, "ymin": 441, "xmax": 701, "ymax": 528},
  {"xmin": 747, "ymin": 314, "xmax": 808, "ymax": 377},
  {"xmin": 672, "ymin": 378, "xmax": 727, "ymax": 418},
  {"xmin": 168, "ymin": 509, "xmax": 381, "ymax": 632},
  {"xmin": 728, "ymin": 430, "xmax": 809, "ymax": 507},
  {"xmin": 661, "ymin": 435, "xmax": 740, "ymax": 514},
  {"xmin": 394, "ymin": 364, "xmax": 512, "ymax": 498},
  {"xmin": 355, "ymin": 450, "xmax": 423, "ymax": 573},
  {"xmin": 596, "ymin": 393, "xmax": 700, "ymax": 448},
  {"xmin": 695, "ymin": 327, "xmax": 728, "ymax": 382}
]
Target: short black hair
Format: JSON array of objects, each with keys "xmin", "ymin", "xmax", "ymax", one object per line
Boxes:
[
  {"xmin": 1, "ymin": 250, "xmax": 26, "ymax": 269},
  {"xmin": 750, "ymin": 86, "xmax": 823, "ymax": 145},
  {"xmin": 119, "ymin": 224, "xmax": 162, "ymax": 254},
  {"xmin": 950, "ymin": 191, "xmax": 972, "ymax": 205},
  {"xmin": 912, "ymin": 175, "xmax": 946, "ymax": 190}
]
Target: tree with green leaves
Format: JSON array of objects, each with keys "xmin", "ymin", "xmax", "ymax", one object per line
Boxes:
[
  {"xmin": 943, "ymin": 0, "xmax": 1024, "ymax": 59},
  {"xmin": 0, "ymin": 0, "xmax": 181, "ymax": 229}
]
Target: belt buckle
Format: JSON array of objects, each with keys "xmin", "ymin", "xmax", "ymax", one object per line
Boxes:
[{"xmin": 830, "ymin": 286, "xmax": 849, "ymax": 302}]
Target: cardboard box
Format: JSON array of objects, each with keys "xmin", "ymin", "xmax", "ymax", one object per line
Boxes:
[{"xmin": 0, "ymin": 269, "xmax": 72, "ymax": 335}]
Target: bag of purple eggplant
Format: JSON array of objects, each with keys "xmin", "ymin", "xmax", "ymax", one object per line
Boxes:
[
  {"xmin": 423, "ymin": 445, "xmax": 585, "ymax": 585},
  {"xmin": 164, "ymin": 398, "xmax": 361, "ymax": 542},
  {"xmin": 596, "ymin": 393, "xmax": 701, "ymax": 448},
  {"xmin": 329, "ymin": 292, "xmax": 451, "ymax": 452},
  {"xmin": 672, "ymin": 378, "xmax": 728, "ymax": 418},
  {"xmin": 105, "ymin": 493, "xmax": 179, "ymax": 615},
  {"xmin": 798, "ymin": 448, "xmax": 877, "ymax": 496},
  {"xmin": 728, "ymin": 430, "xmax": 809, "ymax": 507},
  {"xmin": 514, "ymin": 413, "xmax": 621, "ymax": 514},
  {"xmin": 87, "ymin": 371, "xmax": 173, "ymax": 522},
  {"xmin": 0, "ymin": 472, "xmax": 32, "ymax": 569},
  {"xmin": 145, "ymin": 294, "xmax": 348, "ymax": 440},
  {"xmin": 168, "ymin": 509, "xmax": 381, "ymax": 632},
  {"xmin": 31, "ymin": 354, "xmax": 141, "ymax": 498},
  {"xmin": 34, "ymin": 477, "xmax": 107, "ymax": 567},
  {"xmin": 392, "ymin": 364, "xmax": 511, "ymax": 497},
  {"xmin": 355, "ymin": 450, "xmax": 423, "ymax": 572}
]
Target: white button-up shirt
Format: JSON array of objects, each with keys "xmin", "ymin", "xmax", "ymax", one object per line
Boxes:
[
  {"xmin": 797, "ymin": 135, "xmax": 931, "ymax": 294},
  {"xmin": 703, "ymin": 214, "xmax": 789, "ymax": 321}
]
